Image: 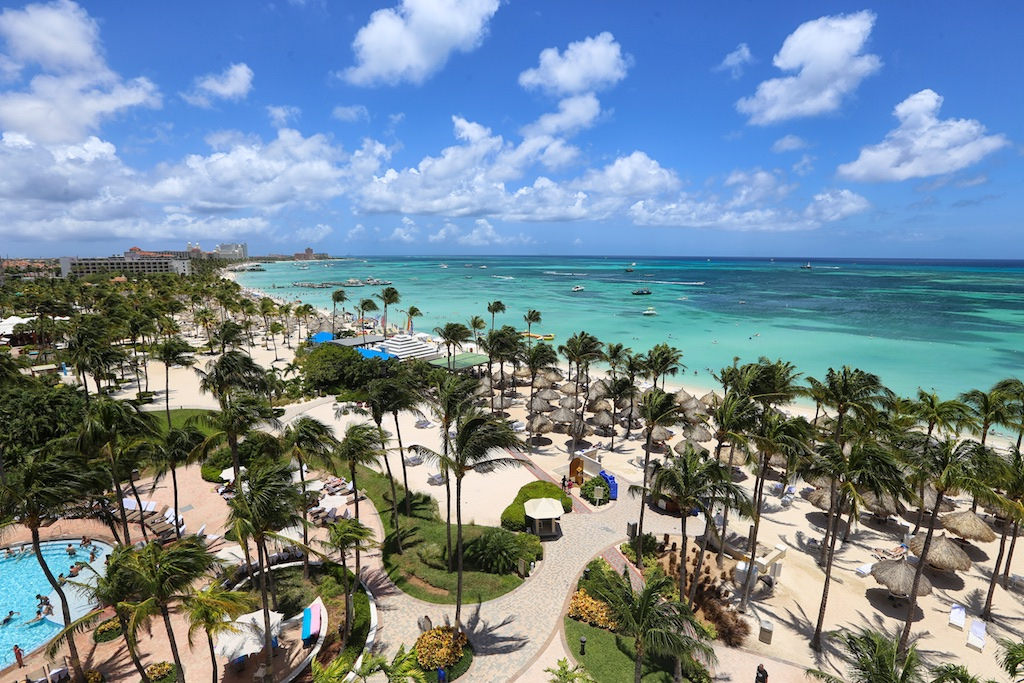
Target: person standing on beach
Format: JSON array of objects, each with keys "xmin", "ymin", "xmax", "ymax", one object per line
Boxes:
[
  {"xmin": 13, "ymin": 644, "xmax": 25, "ymax": 667},
  {"xmin": 755, "ymin": 663, "xmax": 768, "ymax": 682}
]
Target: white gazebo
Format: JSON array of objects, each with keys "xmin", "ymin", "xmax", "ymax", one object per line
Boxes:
[{"xmin": 523, "ymin": 497, "xmax": 564, "ymax": 538}]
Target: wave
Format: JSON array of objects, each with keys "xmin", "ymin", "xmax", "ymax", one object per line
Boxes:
[
  {"xmin": 492, "ymin": 275, "xmax": 515, "ymax": 280},
  {"xmin": 647, "ymin": 280, "xmax": 706, "ymax": 286},
  {"xmin": 543, "ymin": 271, "xmax": 588, "ymax": 276}
]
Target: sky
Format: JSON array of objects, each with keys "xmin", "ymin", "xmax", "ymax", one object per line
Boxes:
[{"xmin": 0, "ymin": 1, "xmax": 1021, "ymax": 259}]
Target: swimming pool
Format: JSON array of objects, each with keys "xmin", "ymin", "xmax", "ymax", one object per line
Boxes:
[{"xmin": 0, "ymin": 540, "xmax": 112, "ymax": 669}]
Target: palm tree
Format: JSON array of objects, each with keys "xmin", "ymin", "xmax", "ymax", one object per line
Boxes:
[
  {"xmin": 150, "ymin": 426, "xmax": 205, "ymax": 540},
  {"xmin": 331, "ymin": 289, "xmax": 347, "ymax": 335},
  {"xmin": 523, "ymin": 309, "xmax": 541, "ymax": 346},
  {"xmin": 194, "ymin": 307, "xmax": 216, "ymax": 354},
  {"xmin": 486, "ymin": 300, "xmax": 505, "ymax": 330},
  {"xmin": 982, "ymin": 448, "xmax": 1021, "ymax": 620},
  {"xmin": 356, "ymin": 298, "xmax": 379, "ymax": 342},
  {"xmin": 807, "ymin": 628, "xmax": 927, "ymax": 683},
  {"xmin": 376, "ymin": 286, "xmax": 401, "ymax": 336},
  {"xmin": 352, "ymin": 645, "xmax": 427, "ymax": 682},
  {"xmin": 121, "ymin": 538, "xmax": 218, "ymax": 683},
  {"xmin": 0, "ymin": 451, "xmax": 102, "ymax": 682},
  {"xmin": 622, "ymin": 352, "xmax": 646, "ymax": 439},
  {"xmin": 294, "ymin": 303, "xmax": 316, "ymax": 342},
  {"xmin": 545, "ymin": 658, "xmax": 596, "ymax": 683},
  {"xmin": 195, "ymin": 350, "xmax": 268, "ymax": 408},
  {"xmin": 604, "ymin": 342, "xmax": 630, "ymax": 380},
  {"xmin": 403, "ymin": 305, "xmax": 423, "ymax": 334},
  {"xmin": 645, "ymin": 343, "xmax": 684, "ymax": 389},
  {"xmin": 468, "ymin": 314, "xmax": 486, "ymax": 347},
  {"xmin": 413, "ymin": 409, "xmax": 524, "ymax": 629},
  {"xmin": 335, "ymin": 422, "xmax": 386, "ymax": 574},
  {"xmin": 322, "ymin": 518, "xmax": 377, "ymax": 644},
  {"xmin": 182, "ymin": 584, "xmax": 255, "ymax": 683},
  {"xmin": 154, "ymin": 336, "xmax": 194, "ymax": 428},
  {"xmin": 591, "ymin": 570, "xmax": 714, "ymax": 683},
  {"xmin": 282, "ymin": 416, "xmax": 339, "ymax": 577},
  {"xmin": 371, "ymin": 371, "xmax": 421, "ymax": 516},
  {"xmin": 524, "ymin": 342, "xmax": 558, "ymax": 449},
  {"xmin": 707, "ymin": 390, "xmax": 756, "ymax": 563},
  {"xmin": 821, "ymin": 366, "xmax": 890, "ymax": 445},
  {"xmin": 278, "ymin": 302, "xmax": 294, "ymax": 349},
  {"xmin": 961, "ymin": 386, "xmax": 1010, "ymax": 448},
  {"xmin": 558, "ymin": 331, "xmax": 603, "ymax": 450},
  {"xmin": 605, "ymin": 376, "xmax": 634, "ymax": 453},
  {"xmin": 994, "ymin": 378, "xmax": 1024, "ymax": 450},
  {"xmin": 998, "ymin": 638, "xmax": 1024, "ymax": 681},
  {"xmin": 433, "ymin": 322, "xmax": 472, "ymax": 369},
  {"xmin": 194, "ymin": 392, "xmax": 279, "ymax": 486}
]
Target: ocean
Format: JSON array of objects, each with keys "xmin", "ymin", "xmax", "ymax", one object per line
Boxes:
[{"xmin": 236, "ymin": 256, "xmax": 1024, "ymax": 400}]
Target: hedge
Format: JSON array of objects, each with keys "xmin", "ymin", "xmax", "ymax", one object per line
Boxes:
[{"xmin": 500, "ymin": 480, "xmax": 572, "ymax": 531}]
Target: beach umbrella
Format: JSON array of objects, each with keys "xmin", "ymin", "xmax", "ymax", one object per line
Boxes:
[
  {"xmin": 559, "ymin": 395, "xmax": 582, "ymax": 410},
  {"xmin": 683, "ymin": 397, "xmax": 708, "ymax": 417},
  {"xmin": 215, "ymin": 610, "xmax": 285, "ymax": 660},
  {"xmin": 536, "ymin": 388, "xmax": 561, "ymax": 401},
  {"xmin": 860, "ymin": 490, "xmax": 904, "ymax": 517},
  {"xmin": 806, "ymin": 487, "xmax": 850, "ymax": 513},
  {"xmin": 918, "ymin": 483, "xmax": 956, "ymax": 513},
  {"xmin": 941, "ymin": 510, "xmax": 996, "ymax": 543},
  {"xmin": 673, "ymin": 439, "xmax": 710, "ymax": 458},
  {"xmin": 871, "ymin": 558, "xmax": 932, "ymax": 597},
  {"xmin": 649, "ymin": 425, "xmax": 673, "ymax": 442},
  {"xmin": 589, "ymin": 379, "xmax": 610, "ymax": 398},
  {"xmin": 622, "ymin": 404, "xmax": 642, "ymax": 420},
  {"xmin": 616, "ymin": 395, "xmax": 633, "ymax": 410},
  {"xmin": 514, "ymin": 365, "xmax": 531, "ymax": 379},
  {"xmin": 589, "ymin": 410, "xmax": 614, "ymax": 428},
  {"xmin": 544, "ymin": 369, "xmax": 563, "ymax": 382},
  {"xmin": 220, "ymin": 466, "xmax": 247, "ymax": 482},
  {"xmin": 550, "ymin": 407, "xmax": 576, "ymax": 424},
  {"xmin": 588, "ymin": 398, "xmax": 612, "ymax": 413},
  {"xmin": 559, "ymin": 382, "xmax": 584, "ymax": 395},
  {"xmin": 529, "ymin": 397, "xmax": 554, "ymax": 412},
  {"xmin": 568, "ymin": 418, "xmax": 594, "ymax": 438},
  {"xmin": 673, "ymin": 389, "xmax": 693, "ymax": 405},
  {"xmin": 473, "ymin": 382, "xmax": 492, "ymax": 397},
  {"xmin": 721, "ymin": 445, "xmax": 747, "ymax": 466},
  {"xmin": 700, "ymin": 391, "xmax": 722, "ymax": 407},
  {"xmin": 908, "ymin": 533, "xmax": 971, "ymax": 571},
  {"xmin": 768, "ymin": 451, "xmax": 788, "ymax": 468},
  {"xmin": 531, "ymin": 375, "xmax": 552, "ymax": 389},
  {"xmin": 685, "ymin": 424, "xmax": 713, "ymax": 442},
  {"xmin": 489, "ymin": 395, "xmax": 513, "ymax": 410},
  {"xmin": 527, "ymin": 414, "xmax": 553, "ymax": 434}
]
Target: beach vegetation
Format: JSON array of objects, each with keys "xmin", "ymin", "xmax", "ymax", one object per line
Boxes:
[{"xmin": 500, "ymin": 480, "xmax": 572, "ymax": 531}]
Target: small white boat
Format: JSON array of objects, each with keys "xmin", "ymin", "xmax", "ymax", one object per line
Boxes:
[
  {"xmin": 642, "ymin": 306, "xmax": 657, "ymax": 316},
  {"xmin": 572, "ymin": 285, "xmax": 585, "ymax": 292},
  {"xmin": 440, "ymin": 264, "xmax": 448, "ymax": 268},
  {"xmin": 479, "ymin": 265, "xmax": 487, "ymax": 269}
]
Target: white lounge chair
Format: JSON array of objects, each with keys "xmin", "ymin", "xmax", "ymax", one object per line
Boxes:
[
  {"xmin": 427, "ymin": 472, "xmax": 444, "ymax": 486},
  {"xmin": 855, "ymin": 563, "xmax": 873, "ymax": 577},
  {"xmin": 404, "ymin": 453, "xmax": 424, "ymax": 466},
  {"xmin": 966, "ymin": 619, "xmax": 986, "ymax": 651},
  {"xmin": 949, "ymin": 603, "xmax": 966, "ymax": 630}
]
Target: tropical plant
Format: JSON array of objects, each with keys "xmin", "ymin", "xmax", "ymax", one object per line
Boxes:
[
  {"xmin": 154, "ymin": 336, "xmax": 195, "ymax": 428},
  {"xmin": 150, "ymin": 426, "xmax": 205, "ymax": 540},
  {"xmin": 376, "ymin": 286, "xmax": 401, "ymax": 336},
  {"xmin": 807, "ymin": 628, "xmax": 926, "ymax": 683},
  {"xmin": 334, "ymin": 422, "xmax": 386, "ymax": 574},
  {"xmin": 352, "ymin": 644, "xmax": 427, "ymax": 682},
  {"xmin": 523, "ymin": 308, "xmax": 542, "ymax": 345},
  {"xmin": 282, "ymin": 416, "xmax": 339, "ymax": 577},
  {"xmin": 545, "ymin": 658, "xmax": 596, "ymax": 683},
  {"xmin": 356, "ymin": 298, "xmax": 379, "ymax": 342},
  {"xmin": 331, "ymin": 289, "xmax": 347, "ymax": 336},
  {"xmin": 182, "ymin": 584, "xmax": 255, "ymax": 683},
  {"xmin": 486, "ymin": 300, "xmax": 505, "ymax": 330},
  {"xmin": 322, "ymin": 518, "xmax": 378, "ymax": 643}
]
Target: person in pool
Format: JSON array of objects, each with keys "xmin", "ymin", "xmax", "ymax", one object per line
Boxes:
[
  {"xmin": 79, "ymin": 536, "xmax": 92, "ymax": 548},
  {"xmin": 1, "ymin": 610, "xmax": 19, "ymax": 626},
  {"xmin": 65, "ymin": 543, "xmax": 76, "ymax": 556},
  {"xmin": 25, "ymin": 610, "xmax": 45, "ymax": 624}
]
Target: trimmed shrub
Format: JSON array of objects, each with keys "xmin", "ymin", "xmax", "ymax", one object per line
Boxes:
[
  {"xmin": 577, "ymin": 558, "xmax": 615, "ymax": 595},
  {"xmin": 567, "ymin": 589, "xmax": 617, "ymax": 630},
  {"xmin": 144, "ymin": 662, "xmax": 177, "ymax": 683},
  {"xmin": 580, "ymin": 476, "xmax": 611, "ymax": 506},
  {"xmin": 619, "ymin": 533, "xmax": 658, "ymax": 566},
  {"xmin": 424, "ymin": 644, "xmax": 473, "ymax": 682},
  {"xmin": 514, "ymin": 532, "xmax": 543, "ymax": 563},
  {"xmin": 500, "ymin": 481, "xmax": 571, "ymax": 531},
  {"xmin": 93, "ymin": 617, "xmax": 122, "ymax": 643},
  {"xmin": 465, "ymin": 528, "xmax": 539, "ymax": 574},
  {"xmin": 415, "ymin": 627, "xmax": 468, "ymax": 670},
  {"xmin": 84, "ymin": 671, "xmax": 105, "ymax": 683}
]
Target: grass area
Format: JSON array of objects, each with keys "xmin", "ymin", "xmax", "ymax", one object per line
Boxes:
[
  {"xmin": 157, "ymin": 408, "xmax": 216, "ymax": 433},
  {"xmin": 564, "ymin": 617, "xmax": 680, "ymax": 683},
  {"xmin": 357, "ymin": 465, "xmax": 523, "ymax": 604}
]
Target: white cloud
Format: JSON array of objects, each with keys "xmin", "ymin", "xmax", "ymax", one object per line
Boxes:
[
  {"xmin": 521, "ymin": 93, "xmax": 600, "ymax": 137},
  {"xmin": 518, "ymin": 32, "xmax": 629, "ymax": 96},
  {"xmin": 182, "ymin": 63, "xmax": 254, "ymax": 108},
  {"xmin": 803, "ymin": 188, "xmax": 870, "ymax": 222},
  {"xmin": 715, "ymin": 43, "xmax": 753, "ymax": 79},
  {"xmin": 267, "ymin": 105, "xmax": 300, "ymax": 128},
  {"xmin": 428, "ymin": 221, "xmax": 460, "ymax": 243},
  {"xmin": 574, "ymin": 151, "xmax": 679, "ymax": 197},
  {"xmin": 0, "ymin": 0, "xmax": 160, "ymax": 143},
  {"xmin": 332, "ymin": 104, "xmax": 370, "ymax": 123},
  {"xmin": 837, "ymin": 89, "xmax": 1009, "ymax": 182},
  {"xmin": 342, "ymin": 0, "xmax": 499, "ymax": 86},
  {"xmin": 792, "ymin": 154, "xmax": 815, "ymax": 176},
  {"xmin": 723, "ymin": 168, "xmax": 795, "ymax": 207},
  {"xmin": 771, "ymin": 134, "xmax": 806, "ymax": 153},
  {"xmin": 388, "ymin": 221, "xmax": 417, "ymax": 243},
  {"xmin": 293, "ymin": 223, "xmax": 333, "ymax": 243},
  {"xmin": 427, "ymin": 218, "xmax": 530, "ymax": 246},
  {"xmin": 346, "ymin": 224, "xmax": 366, "ymax": 240},
  {"xmin": 737, "ymin": 11, "xmax": 881, "ymax": 125}
]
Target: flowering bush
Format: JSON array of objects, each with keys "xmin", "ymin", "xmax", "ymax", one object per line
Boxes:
[
  {"xmin": 567, "ymin": 589, "xmax": 617, "ymax": 630},
  {"xmin": 93, "ymin": 617, "xmax": 122, "ymax": 643},
  {"xmin": 414, "ymin": 626, "xmax": 468, "ymax": 670},
  {"xmin": 84, "ymin": 671, "xmax": 105, "ymax": 683},
  {"xmin": 145, "ymin": 661, "xmax": 177, "ymax": 683}
]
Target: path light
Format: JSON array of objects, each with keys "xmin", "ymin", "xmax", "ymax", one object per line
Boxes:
[{"xmin": 579, "ymin": 635, "xmax": 587, "ymax": 655}]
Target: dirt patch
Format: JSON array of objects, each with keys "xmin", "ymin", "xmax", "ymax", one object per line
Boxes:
[{"xmin": 406, "ymin": 574, "xmax": 450, "ymax": 596}]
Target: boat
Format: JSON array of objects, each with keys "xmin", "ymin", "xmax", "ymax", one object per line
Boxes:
[
  {"xmin": 364, "ymin": 277, "xmax": 393, "ymax": 285},
  {"xmin": 642, "ymin": 306, "xmax": 657, "ymax": 316},
  {"xmin": 440, "ymin": 264, "xmax": 448, "ymax": 268},
  {"xmin": 464, "ymin": 264, "xmax": 474, "ymax": 268},
  {"xmin": 800, "ymin": 262, "xmax": 813, "ymax": 270},
  {"xmin": 520, "ymin": 331, "xmax": 556, "ymax": 341},
  {"xmin": 632, "ymin": 288, "xmax": 652, "ymax": 295},
  {"xmin": 571, "ymin": 285, "xmax": 585, "ymax": 292},
  {"xmin": 343, "ymin": 278, "xmax": 365, "ymax": 287},
  {"xmin": 479, "ymin": 265, "xmax": 487, "ymax": 269}
]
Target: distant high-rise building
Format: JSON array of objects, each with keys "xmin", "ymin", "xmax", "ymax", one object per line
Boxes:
[
  {"xmin": 60, "ymin": 248, "xmax": 191, "ymax": 277},
  {"xmin": 215, "ymin": 242, "xmax": 248, "ymax": 259}
]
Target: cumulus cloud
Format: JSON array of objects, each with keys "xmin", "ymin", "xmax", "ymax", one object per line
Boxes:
[
  {"xmin": 388, "ymin": 217, "xmax": 418, "ymax": 242},
  {"xmin": 182, "ymin": 63, "xmax": 254, "ymax": 107},
  {"xmin": 573, "ymin": 151, "xmax": 679, "ymax": 197},
  {"xmin": 332, "ymin": 104, "xmax": 369, "ymax": 122},
  {"xmin": 346, "ymin": 224, "xmax": 366, "ymax": 240},
  {"xmin": 267, "ymin": 105, "xmax": 300, "ymax": 128},
  {"xmin": 342, "ymin": 0, "xmax": 499, "ymax": 86},
  {"xmin": 518, "ymin": 32, "xmax": 629, "ymax": 96},
  {"xmin": 715, "ymin": 43, "xmax": 753, "ymax": 79},
  {"xmin": 0, "ymin": 0, "xmax": 160, "ymax": 143},
  {"xmin": 803, "ymin": 188, "xmax": 870, "ymax": 222},
  {"xmin": 293, "ymin": 223, "xmax": 333, "ymax": 243},
  {"xmin": 521, "ymin": 93, "xmax": 600, "ymax": 137},
  {"xmin": 771, "ymin": 134, "xmax": 806, "ymax": 153},
  {"xmin": 723, "ymin": 168, "xmax": 795, "ymax": 207},
  {"xmin": 427, "ymin": 218, "xmax": 529, "ymax": 246},
  {"xmin": 837, "ymin": 89, "xmax": 1009, "ymax": 182},
  {"xmin": 737, "ymin": 11, "xmax": 881, "ymax": 125}
]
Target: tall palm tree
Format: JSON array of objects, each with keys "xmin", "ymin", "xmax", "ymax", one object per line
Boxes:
[
  {"xmin": 983, "ymin": 447, "xmax": 1021, "ymax": 620},
  {"xmin": 194, "ymin": 307, "xmax": 217, "ymax": 354},
  {"xmin": 194, "ymin": 392, "xmax": 279, "ymax": 486},
  {"xmin": 468, "ymin": 314, "xmax": 486, "ymax": 347},
  {"xmin": 154, "ymin": 336, "xmax": 194, "ymax": 429},
  {"xmin": 821, "ymin": 366, "xmax": 890, "ymax": 445},
  {"xmin": 591, "ymin": 570, "xmax": 714, "ymax": 683},
  {"xmin": 294, "ymin": 303, "xmax": 316, "ymax": 342},
  {"xmin": 622, "ymin": 352, "xmax": 646, "ymax": 439},
  {"xmin": 150, "ymin": 426, "xmax": 205, "ymax": 540},
  {"xmin": 433, "ymin": 322, "xmax": 472, "ymax": 369},
  {"xmin": 605, "ymin": 376, "xmax": 635, "ymax": 453},
  {"xmin": 322, "ymin": 518, "xmax": 378, "ymax": 644},
  {"xmin": 352, "ymin": 645, "xmax": 427, "ymax": 682},
  {"xmin": 558, "ymin": 331, "xmax": 603, "ymax": 450},
  {"xmin": 182, "ymin": 584, "xmax": 254, "ymax": 683},
  {"xmin": 524, "ymin": 342, "xmax": 558, "ymax": 449},
  {"xmin": 486, "ymin": 300, "xmax": 505, "ymax": 330},
  {"xmin": 632, "ymin": 389, "xmax": 686, "ymax": 569},
  {"xmin": 604, "ymin": 342, "xmax": 630, "ymax": 380},
  {"xmin": 376, "ymin": 286, "xmax": 401, "ymax": 336},
  {"xmin": 121, "ymin": 538, "xmax": 218, "ymax": 683},
  {"xmin": 365, "ymin": 381, "xmax": 405, "ymax": 552},
  {"xmin": 356, "ymin": 298, "xmax": 379, "ymax": 343},
  {"xmin": 961, "ymin": 386, "xmax": 1011, "ymax": 449},
  {"xmin": 807, "ymin": 628, "xmax": 927, "ymax": 683},
  {"xmin": 707, "ymin": 390, "xmax": 756, "ymax": 563},
  {"xmin": 523, "ymin": 309, "xmax": 541, "ymax": 346},
  {"xmin": 195, "ymin": 350, "xmax": 268, "ymax": 409},
  {"xmin": 282, "ymin": 416, "xmax": 339, "ymax": 577},
  {"xmin": 335, "ymin": 422, "xmax": 386, "ymax": 574},
  {"xmin": 372, "ymin": 371, "xmax": 421, "ymax": 516},
  {"xmin": 0, "ymin": 451, "xmax": 102, "ymax": 682},
  {"xmin": 645, "ymin": 343, "xmax": 684, "ymax": 390},
  {"xmin": 994, "ymin": 378, "xmax": 1024, "ymax": 450},
  {"xmin": 412, "ymin": 409, "xmax": 524, "ymax": 629},
  {"xmin": 278, "ymin": 302, "xmax": 294, "ymax": 349},
  {"xmin": 403, "ymin": 305, "xmax": 423, "ymax": 334},
  {"xmin": 331, "ymin": 289, "xmax": 347, "ymax": 336}
]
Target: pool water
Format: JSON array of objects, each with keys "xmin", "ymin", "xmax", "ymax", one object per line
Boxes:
[{"xmin": 0, "ymin": 540, "xmax": 112, "ymax": 669}]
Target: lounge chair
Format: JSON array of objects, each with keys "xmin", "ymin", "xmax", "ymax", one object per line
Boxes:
[
  {"xmin": 404, "ymin": 453, "xmax": 424, "ymax": 466},
  {"xmin": 871, "ymin": 544, "xmax": 908, "ymax": 561},
  {"xmin": 46, "ymin": 667, "xmax": 70, "ymax": 682},
  {"xmin": 427, "ymin": 472, "xmax": 444, "ymax": 486},
  {"xmin": 855, "ymin": 563, "xmax": 873, "ymax": 577},
  {"xmin": 415, "ymin": 418, "xmax": 433, "ymax": 429},
  {"xmin": 966, "ymin": 619, "xmax": 986, "ymax": 651},
  {"xmin": 26, "ymin": 667, "xmax": 48, "ymax": 683},
  {"xmin": 949, "ymin": 604, "xmax": 966, "ymax": 630}
]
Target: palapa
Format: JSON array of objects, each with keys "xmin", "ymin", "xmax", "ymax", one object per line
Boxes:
[
  {"xmin": 569, "ymin": 418, "xmax": 594, "ymax": 438},
  {"xmin": 674, "ymin": 439, "xmax": 710, "ymax": 458},
  {"xmin": 806, "ymin": 487, "xmax": 850, "ymax": 513},
  {"xmin": 917, "ymin": 483, "xmax": 956, "ymax": 513},
  {"xmin": 673, "ymin": 389, "xmax": 693, "ymax": 405},
  {"xmin": 860, "ymin": 490, "xmax": 905, "ymax": 517},
  {"xmin": 489, "ymin": 395, "xmax": 513, "ymax": 410},
  {"xmin": 559, "ymin": 395, "xmax": 582, "ymax": 410},
  {"xmin": 589, "ymin": 410, "xmax": 614, "ymax": 427},
  {"xmin": 531, "ymin": 375, "xmax": 552, "ymax": 389},
  {"xmin": 544, "ymin": 369, "xmax": 563, "ymax": 382},
  {"xmin": 685, "ymin": 424, "xmax": 713, "ymax": 442},
  {"xmin": 941, "ymin": 510, "xmax": 996, "ymax": 543},
  {"xmin": 550, "ymin": 407, "xmax": 576, "ymax": 424},
  {"xmin": 528, "ymin": 397, "xmax": 554, "ymax": 412},
  {"xmin": 871, "ymin": 558, "xmax": 932, "ymax": 597},
  {"xmin": 473, "ymin": 382, "xmax": 492, "ymax": 397},
  {"xmin": 536, "ymin": 387, "xmax": 562, "ymax": 401},
  {"xmin": 588, "ymin": 398, "xmax": 612, "ymax": 413},
  {"xmin": 589, "ymin": 379, "xmax": 610, "ymax": 398},
  {"xmin": 908, "ymin": 533, "xmax": 971, "ymax": 571},
  {"xmin": 699, "ymin": 391, "xmax": 722, "ymax": 407},
  {"xmin": 514, "ymin": 365, "xmax": 532, "ymax": 378},
  {"xmin": 527, "ymin": 414, "xmax": 553, "ymax": 434},
  {"xmin": 649, "ymin": 425, "xmax": 673, "ymax": 442}
]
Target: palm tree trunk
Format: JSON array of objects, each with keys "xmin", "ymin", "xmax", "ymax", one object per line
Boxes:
[
  {"xmin": 983, "ymin": 521, "xmax": 1010, "ymax": 620},
  {"xmin": 206, "ymin": 632, "xmax": 218, "ymax": 683},
  {"xmin": 443, "ymin": 437, "xmax": 453, "ymax": 572},
  {"xmin": 633, "ymin": 642, "xmax": 644, "ymax": 683},
  {"xmin": 256, "ymin": 541, "xmax": 274, "ymax": 679},
  {"xmin": 298, "ymin": 457, "xmax": 310, "ymax": 579},
  {"xmin": 1002, "ymin": 521, "xmax": 1019, "ymax": 588},
  {"xmin": 740, "ymin": 458, "xmax": 768, "ymax": 611},
  {"xmin": 679, "ymin": 515, "xmax": 689, "ymax": 606},
  {"xmin": 128, "ymin": 478, "xmax": 150, "ymax": 542},
  {"xmin": 811, "ymin": 493, "xmax": 845, "ymax": 651},
  {"xmin": 263, "ymin": 543, "xmax": 279, "ymax": 611},
  {"xmin": 118, "ymin": 611, "xmax": 151, "ymax": 683},
  {"xmin": 165, "ymin": 363, "xmax": 172, "ymax": 429},
  {"xmin": 393, "ymin": 413, "xmax": 412, "ymax": 517},
  {"xmin": 378, "ymin": 430, "xmax": 403, "ymax": 553},
  {"xmin": 455, "ymin": 474, "xmax": 465, "ymax": 630},
  {"xmin": 111, "ymin": 466, "xmax": 132, "ymax": 544},
  {"xmin": 31, "ymin": 528, "xmax": 85, "ymax": 683},
  {"xmin": 634, "ymin": 430, "xmax": 654, "ymax": 570},
  {"xmin": 160, "ymin": 604, "xmax": 186, "ymax": 683},
  {"xmin": 899, "ymin": 494, "xmax": 943, "ymax": 653},
  {"xmin": 171, "ymin": 467, "xmax": 181, "ymax": 541},
  {"xmin": 351, "ymin": 464, "xmax": 361, "ymax": 576},
  {"xmin": 340, "ymin": 551, "xmax": 353, "ymax": 644}
]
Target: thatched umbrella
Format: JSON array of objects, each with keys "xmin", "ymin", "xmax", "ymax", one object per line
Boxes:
[
  {"xmin": 473, "ymin": 382, "xmax": 492, "ymax": 397},
  {"xmin": 674, "ymin": 439, "xmax": 710, "ymax": 458},
  {"xmin": 686, "ymin": 424, "xmax": 713, "ymax": 442},
  {"xmin": 673, "ymin": 389, "xmax": 693, "ymax": 405},
  {"xmin": 720, "ymin": 445, "xmax": 747, "ymax": 467},
  {"xmin": 805, "ymin": 475, "xmax": 833, "ymax": 489},
  {"xmin": 529, "ymin": 397, "xmax": 554, "ymax": 412},
  {"xmin": 622, "ymin": 404, "xmax": 642, "ymax": 420},
  {"xmin": 531, "ymin": 375, "xmax": 552, "ymax": 390},
  {"xmin": 527, "ymin": 414, "xmax": 553, "ymax": 434},
  {"xmin": 550, "ymin": 407, "xmax": 576, "ymax": 424},
  {"xmin": 650, "ymin": 425, "xmax": 673, "ymax": 442},
  {"xmin": 908, "ymin": 533, "xmax": 971, "ymax": 572},
  {"xmin": 700, "ymin": 391, "xmax": 722, "ymax": 407},
  {"xmin": 587, "ymin": 379, "xmax": 608, "ymax": 397},
  {"xmin": 590, "ymin": 410, "xmax": 614, "ymax": 428},
  {"xmin": 588, "ymin": 398, "xmax": 612, "ymax": 413},
  {"xmin": 683, "ymin": 397, "xmax": 708, "ymax": 417},
  {"xmin": 918, "ymin": 484, "xmax": 956, "ymax": 513},
  {"xmin": 861, "ymin": 490, "xmax": 905, "ymax": 517},
  {"xmin": 806, "ymin": 487, "xmax": 850, "ymax": 513},
  {"xmin": 560, "ymin": 382, "xmax": 585, "ymax": 395},
  {"xmin": 537, "ymin": 387, "xmax": 561, "ymax": 401},
  {"xmin": 568, "ymin": 418, "xmax": 594, "ymax": 438},
  {"xmin": 544, "ymin": 369, "xmax": 563, "ymax": 382},
  {"xmin": 559, "ymin": 395, "xmax": 582, "ymax": 410},
  {"xmin": 514, "ymin": 366, "xmax": 531, "ymax": 379},
  {"xmin": 871, "ymin": 558, "xmax": 932, "ymax": 597},
  {"xmin": 489, "ymin": 395, "xmax": 513, "ymax": 410},
  {"xmin": 941, "ymin": 510, "xmax": 996, "ymax": 543}
]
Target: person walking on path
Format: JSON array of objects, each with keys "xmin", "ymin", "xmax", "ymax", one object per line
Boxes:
[{"xmin": 755, "ymin": 663, "xmax": 768, "ymax": 682}]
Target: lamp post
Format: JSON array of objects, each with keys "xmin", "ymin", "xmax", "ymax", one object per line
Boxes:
[{"xmin": 579, "ymin": 635, "xmax": 587, "ymax": 655}]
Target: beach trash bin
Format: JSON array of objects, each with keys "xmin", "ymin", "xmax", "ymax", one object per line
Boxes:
[
  {"xmin": 759, "ymin": 619, "xmax": 774, "ymax": 644},
  {"xmin": 626, "ymin": 521, "xmax": 637, "ymax": 538}
]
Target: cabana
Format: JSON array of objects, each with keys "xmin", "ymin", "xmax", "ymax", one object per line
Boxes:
[{"xmin": 524, "ymin": 497, "xmax": 564, "ymax": 538}]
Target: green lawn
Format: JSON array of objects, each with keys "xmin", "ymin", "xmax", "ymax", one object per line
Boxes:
[
  {"xmin": 563, "ymin": 617, "xmax": 681, "ymax": 683},
  {"xmin": 357, "ymin": 465, "xmax": 523, "ymax": 604},
  {"xmin": 157, "ymin": 408, "xmax": 216, "ymax": 433}
]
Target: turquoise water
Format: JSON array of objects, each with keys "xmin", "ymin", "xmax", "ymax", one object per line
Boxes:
[
  {"xmin": 237, "ymin": 257, "xmax": 1024, "ymax": 399},
  {"xmin": 0, "ymin": 540, "xmax": 112, "ymax": 668}
]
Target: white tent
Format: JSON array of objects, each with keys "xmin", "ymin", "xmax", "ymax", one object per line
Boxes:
[
  {"xmin": 523, "ymin": 497, "xmax": 564, "ymax": 537},
  {"xmin": 215, "ymin": 609, "xmax": 285, "ymax": 660}
]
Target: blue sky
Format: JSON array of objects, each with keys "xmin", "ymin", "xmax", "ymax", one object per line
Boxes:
[{"xmin": 0, "ymin": 1, "xmax": 1020, "ymax": 258}]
